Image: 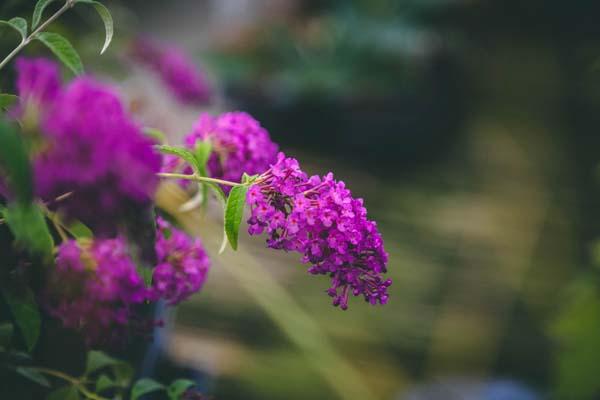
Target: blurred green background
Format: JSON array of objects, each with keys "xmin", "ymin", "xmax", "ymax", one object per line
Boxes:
[{"xmin": 4, "ymin": 0, "xmax": 600, "ymax": 399}]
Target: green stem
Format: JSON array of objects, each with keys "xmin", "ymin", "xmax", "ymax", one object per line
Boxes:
[
  {"xmin": 0, "ymin": 0, "xmax": 74, "ymax": 71},
  {"xmin": 157, "ymin": 172, "xmax": 243, "ymax": 187},
  {"xmin": 27, "ymin": 367, "xmax": 109, "ymax": 400}
]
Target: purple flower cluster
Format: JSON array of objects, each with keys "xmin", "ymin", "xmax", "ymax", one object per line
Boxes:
[
  {"xmin": 247, "ymin": 153, "xmax": 390, "ymax": 309},
  {"xmin": 163, "ymin": 112, "xmax": 278, "ymax": 191},
  {"xmin": 130, "ymin": 37, "xmax": 212, "ymax": 104},
  {"xmin": 47, "ymin": 238, "xmax": 147, "ymax": 345},
  {"xmin": 32, "ymin": 75, "xmax": 161, "ymax": 234},
  {"xmin": 152, "ymin": 217, "xmax": 211, "ymax": 305},
  {"xmin": 48, "ymin": 218, "xmax": 211, "ymax": 345}
]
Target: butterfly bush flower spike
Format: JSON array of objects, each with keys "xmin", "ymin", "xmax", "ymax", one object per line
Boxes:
[{"xmin": 246, "ymin": 153, "xmax": 391, "ymax": 310}]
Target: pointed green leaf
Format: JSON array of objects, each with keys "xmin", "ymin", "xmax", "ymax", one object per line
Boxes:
[
  {"xmin": 75, "ymin": 1, "xmax": 113, "ymax": 54},
  {"xmin": 0, "ymin": 94, "xmax": 19, "ymax": 110},
  {"xmin": 95, "ymin": 374, "xmax": 115, "ymax": 393},
  {"xmin": 193, "ymin": 140, "xmax": 212, "ymax": 169},
  {"xmin": 131, "ymin": 378, "xmax": 165, "ymax": 400},
  {"xmin": 64, "ymin": 219, "xmax": 93, "ymax": 239},
  {"xmin": 46, "ymin": 385, "xmax": 80, "ymax": 400},
  {"xmin": 224, "ymin": 185, "xmax": 248, "ymax": 251},
  {"xmin": 0, "ymin": 17, "xmax": 27, "ymax": 41},
  {"xmin": 112, "ymin": 362, "xmax": 134, "ymax": 387},
  {"xmin": 167, "ymin": 379, "xmax": 195, "ymax": 400},
  {"xmin": 85, "ymin": 350, "xmax": 120, "ymax": 375},
  {"xmin": 4, "ymin": 203, "xmax": 54, "ymax": 260},
  {"xmin": 136, "ymin": 263, "xmax": 153, "ymax": 287},
  {"xmin": 143, "ymin": 127, "xmax": 167, "ymax": 144},
  {"xmin": 155, "ymin": 145, "xmax": 199, "ymax": 173},
  {"xmin": 2, "ymin": 287, "xmax": 41, "ymax": 352},
  {"xmin": 35, "ymin": 32, "xmax": 83, "ymax": 75},
  {"xmin": 16, "ymin": 367, "xmax": 50, "ymax": 387},
  {"xmin": 32, "ymin": 0, "xmax": 56, "ymax": 29}
]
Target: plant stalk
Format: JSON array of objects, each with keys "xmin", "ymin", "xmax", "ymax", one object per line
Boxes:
[{"xmin": 157, "ymin": 172, "xmax": 243, "ymax": 187}]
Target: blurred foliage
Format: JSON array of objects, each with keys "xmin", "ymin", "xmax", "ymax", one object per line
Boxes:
[
  {"xmin": 551, "ymin": 278, "xmax": 600, "ymax": 399},
  {"xmin": 205, "ymin": 3, "xmax": 442, "ymax": 99}
]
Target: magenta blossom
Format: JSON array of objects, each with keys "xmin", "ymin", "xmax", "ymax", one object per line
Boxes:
[
  {"xmin": 34, "ymin": 77, "xmax": 161, "ymax": 235},
  {"xmin": 162, "ymin": 111, "xmax": 278, "ymax": 192},
  {"xmin": 246, "ymin": 153, "xmax": 390, "ymax": 310},
  {"xmin": 130, "ymin": 37, "xmax": 212, "ymax": 104},
  {"xmin": 47, "ymin": 238, "xmax": 148, "ymax": 346},
  {"xmin": 151, "ymin": 217, "xmax": 211, "ymax": 305}
]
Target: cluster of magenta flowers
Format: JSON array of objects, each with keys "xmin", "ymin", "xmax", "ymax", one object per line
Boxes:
[
  {"xmin": 14, "ymin": 57, "xmax": 161, "ymax": 235},
  {"xmin": 246, "ymin": 153, "xmax": 390, "ymax": 309},
  {"xmin": 5, "ymin": 53, "xmax": 391, "ymax": 350},
  {"xmin": 152, "ymin": 217, "xmax": 211, "ymax": 305},
  {"xmin": 47, "ymin": 218, "xmax": 210, "ymax": 345},
  {"xmin": 163, "ymin": 111, "xmax": 278, "ymax": 191},
  {"xmin": 47, "ymin": 238, "xmax": 148, "ymax": 345},
  {"xmin": 129, "ymin": 37, "xmax": 212, "ymax": 105}
]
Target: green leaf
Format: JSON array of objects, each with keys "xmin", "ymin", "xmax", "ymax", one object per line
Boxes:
[
  {"xmin": 95, "ymin": 374, "xmax": 115, "ymax": 393},
  {"xmin": 4, "ymin": 203, "xmax": 54, "ymax": 259},
  {"xmin": 32, "ymin": 0, "xmax": 56, "ymax": 29},
  {"xmin": 0, "ymin": 17, "xmax": 27, "ymax": 41},
  {"xmin": 0, "ymin": 118, "xmax": 33, "ymax": 202},
  {"xmin": 155, "ymin": 145, "xmax": 199, "ymax": 174},
  {"xmin": 0, "ymin": 94, "xmax": 19, "ymax": 110},
  {"xmin": 2, "ymin": 287, "xmax": 40, "ymax": 352},
  {"xmin": 112, "ymin": 362, "xmax": 134, "ymax": 387},
  {"xmin": 193, "ymin": 140, "xmax": 212, "ymax": 170},
  {"xmin": 0, "ymin": 322, "xmax": 13, "ymax": 347},
  {"xmin": 167, "ymin": 379, "xmax": 195, "ymax": 400},
  {"xmin": 131, "ymin": 378, "xmax": 165, "ymax": 400},
  {"xmin": 224, "ymin": 185, "xmax": 248, "ymax": 251},
  {"xmin": 143, "ymin": 127, "xmax": 167, "ymax": 144},
  {"xmin": 64, "ymin": 219, "xmax": 93, "ymax": 239},
  {"xmin": 136, "ymin": 263, "xmax": 153, "ymax": 287},
  {"xmin": 16, "ymin": 367, "xmax": 50, "ymax": 387},
  {"xmin": 75, "ymin": 0, "xmax": 113, "ymax": 54},
  {"xmin": 35, "ymin": 32, "xmax": 83, "ymax": 75},
  {"xmin": 46, "ymin": 385, "xmax": 80, "ymax": 400},
  {"xmin": 85, "ymin": 350, "xmax": 120, "ymax": 375}
]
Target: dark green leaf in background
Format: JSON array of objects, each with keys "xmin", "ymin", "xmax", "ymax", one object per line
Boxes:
[
  {"xmin": 2, "ymin": 287, "xmax": 41, "ymax": 351},
  {"xmin": 16, "ymin": 367, "xmax": 50, "ymax": 387},
  {"xmin": 131, "ymin": 378, "xmax": 165, "ymax": 400},
  {"xmin": 167, "ymin": 379, "xmax": 195, "ymax": 400},
  {"xmin": 4, "ymin": 203, "xmax": 54, "ymax": 260},
  {"xmin": 0, "ymin": 118, "xmax": 33, "ymax": 202},
  {"xmin": 46, "ymin": 385, "xmax": 80, "ymax": 400}
]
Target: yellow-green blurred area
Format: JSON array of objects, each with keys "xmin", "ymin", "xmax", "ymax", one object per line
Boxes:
[{"xmin": 5, "ymin": 0, "xmax": 600, "ymax": 399}]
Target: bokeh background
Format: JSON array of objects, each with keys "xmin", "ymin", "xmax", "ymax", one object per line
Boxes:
[{"xmin": 4, "ymin": 0, "xmax": 600, "ymax": 399}]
